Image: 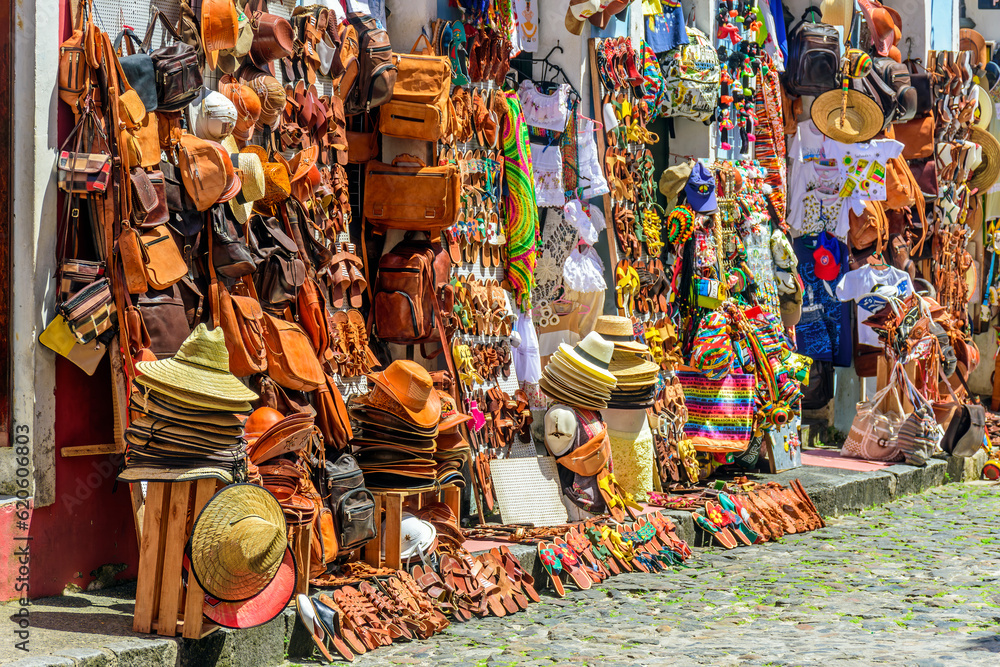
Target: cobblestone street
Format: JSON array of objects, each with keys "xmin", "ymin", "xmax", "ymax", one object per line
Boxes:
[{"xmin": 325, "ymin": 483, "xmax": 1000, "ymax": 667}]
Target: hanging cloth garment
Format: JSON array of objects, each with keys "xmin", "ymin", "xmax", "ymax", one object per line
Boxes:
[
  {"xmin": 512, "ymin": 0, "xmax": 538, "ymax": 53},
  {"xmin": 576, "ymin": 116, "xmax": 610, "ymax": 199},
  {"xmin": 517, "ymin": 80, "xmax": 572, "ymax": 132},
  {"xmin": 513, "ymin": 311, "xmax": 542, "ymax": 383},
  {"xmin": 500, "ymin": 90, "xmax": 540, "ymax": 311}
]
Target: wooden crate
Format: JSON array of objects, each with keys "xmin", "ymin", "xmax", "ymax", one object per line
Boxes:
[
  {"xmin": 363, "ymin": 484, "xmax": 461, "ymax": 569},
  {"xmin": 132, "ymin": 479, "xmax": 219, "ymax": 638}
]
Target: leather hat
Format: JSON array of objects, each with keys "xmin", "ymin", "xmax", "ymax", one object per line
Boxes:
[
  {"xmin": 201, "ymin": 0, "xmax": 239, "ymax": 71},
  {"xmin": 859, "ymin": 0, "xmax": 896, "ymax": 57},
  {"xmin": 245, "ymin": 407, "xmax": 285, "ymax": 441},
  {"xmin": 961, "ymin": 29, "xmax": 988, "ymax": 68},
  {"xmin": 217, "ymin": 1, "xmax": 255, "ymax": 74},
  {"xmin": 219, "ymin": 75, "xmax": 262, "ymax": 142},
  {"xmin": 241, "ymin": 144, "xmax": 291, "ymax": 206},
  {"xmin": 368, "ymin": 361, "xmax": 442, "ymax": 429},
  {"xmin": 588, "ymin": 0, "xmax": 635, "ymax": 29},
  {"xmin": 239, "ymin": 66, "xmax": 286, "ymax": 129},
  {"xmin": 249, "ymin": 10, "xmax": 295, "ymax": 69},
  {"xmin": 275, "ymin": 145, "xmax": 320, "ymax": 203}
]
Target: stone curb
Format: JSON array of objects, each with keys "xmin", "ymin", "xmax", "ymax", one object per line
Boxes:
[{"xmin": 7, "ymin": 452, "xmax": 986, "ymax": 667}]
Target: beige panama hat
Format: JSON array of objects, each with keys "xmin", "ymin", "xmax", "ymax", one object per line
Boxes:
[{"xmin": 593, "ymin": 315, "xmax": 649, "ymax": 353}]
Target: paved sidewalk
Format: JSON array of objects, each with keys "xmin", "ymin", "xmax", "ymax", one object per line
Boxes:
[
  {"xmin": 1, "ymin": 456, "xmax": 991, "ymax": 667},
  {"xmin": 297, "ymin": 482, "xmax": 1000, "ymax": 667}
]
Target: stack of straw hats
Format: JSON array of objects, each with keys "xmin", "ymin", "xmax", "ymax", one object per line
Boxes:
[
  {"xmin": 594, "ymin": 316, "xmax": 661, "ymax": 409},
  {"xmin": 539, "ymin": 332, "xmax": 618, "ymax": 409},
  {"xmin": 120, "ymin": 324, "xmax": 258, "ymax": 483},
  {"xmin": 348, "ymin": 360, "xmax": 444, "ymax": 490}
]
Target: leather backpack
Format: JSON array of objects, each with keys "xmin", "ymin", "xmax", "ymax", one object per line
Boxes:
[
  {"xmin": 59, "ymin": 0, "xmax": 100, "ymax": 111},
  {"xmin": 315, "ymin": 453, "xmax": 377, "ymax": 555},
  {"xmin": 848, "ymin": 200, "xmax": 889, "ymax": 252},
  {"xmin": 342, "ymin": 13, "xmax": 397, "ymax": 115},
  {"xmin": 873, "ymin": 56, "xmax": 917, "ymax": 123},
  {"xmin": 115, "ymin": 28, "xmax": 158, "ymax": 112},
  {"xmin": 144, "ymin": 10, "xmax": 203, "ymax": 111},
  {"xmin": 852, "ymin": 67, "xmax": 898, "ymax": 131},
  {"xmin": 373, "ymin": 235, "xmax": 451, "ymax": 345},
  {"xmin": 782, "ymin": 7, "xmax": 841, "ymax": 97},
  {"xmin": 379, "ymin": 48, "xmax": 451, "ymax": 142},
  {"xmin": 248, "ymin": 214, "xmax": 306, "ymax": 311}
]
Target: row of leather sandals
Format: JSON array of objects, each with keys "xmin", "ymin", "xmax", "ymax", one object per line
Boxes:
[
  {"xmin": 691, "ymin": 482, "xmax": 825, "ymax": 549},
  {"xmin": 295, "ymin": 568, "xmax": 451, "ymax": 663},
  {"xmin": 615, "ymin": 258, "xmax": 672, "ymax": 315},
  {"xmin": 537, "ymin": 511, "xmax": 693, "ymax": 596},
  {"xmin": 450, "ymin": 275, "xmax": 516, "ymax": 339}
]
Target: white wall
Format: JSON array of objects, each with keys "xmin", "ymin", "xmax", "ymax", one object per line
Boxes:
[{"xmin": 1, "ymin": 0, "xmax": 59, "ymax": 506}]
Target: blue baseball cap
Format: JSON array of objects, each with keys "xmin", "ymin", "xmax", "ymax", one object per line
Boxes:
[{"xmin": 684, "ymin": 162, "xmax": 717, "ymax": 213}]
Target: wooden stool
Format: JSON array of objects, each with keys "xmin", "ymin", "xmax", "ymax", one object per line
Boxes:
[
  {"xmin": 363, "ymin": 484, "xmax": 461, "ymax": 569},
  {"xmin": 133, "ymin": 479, "xmax": 219, "ymax": 638}
]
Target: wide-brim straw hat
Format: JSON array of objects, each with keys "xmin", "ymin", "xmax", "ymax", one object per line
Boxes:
[
  {"xmin": 970, "ymin": 127, "xmax": 1000, "ymax": 193},
  {"xmin": 608, "ymin": 349, "xmax": 660, "ymax": 377},
  {"xmin": 204, "ymin": 547, "xmax": 296, "ymax": 628},
  {"xmin": 975, "ymin": 85, "xmax": 994, "ymax": 130},
  {"xmin": 216, "ymin": 6, "xmax": 255, "ymax": 75},
  {"xmin": 135, "ymin": 324, "xmax": 259, "ymax": 406},
  {"xmin": 543, "ymin": 363, "xmax": 613, "ymax": 399},
  {"xmin": 811, "ymin": 88, "xmax": 883, "ymax": 144},
  {"xmin": 191, "ymin": 484, "xmax": 288, "ymax": 602},
  {"xmin": 117, "ymin": 464, "xmax": 235, "ymax": 484},
  {"xmin": 241, "ymin": 144, "xmax": 290, "ymax": 207},
  {"xmin": 593, "ymin": 315, "xmax": 649, "ymax": 353},
  {"xmin": 556, "ymin": 332, "xmax": 617, "ymax": 386},
  {"xmin": 820, "ymin": 0, "xmax": 852, "ymax": 33}
]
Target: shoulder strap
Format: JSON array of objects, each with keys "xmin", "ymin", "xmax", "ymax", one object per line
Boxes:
[{"xmin": 142, "ymin": 10, "xmax": 183, "ymax": 51}]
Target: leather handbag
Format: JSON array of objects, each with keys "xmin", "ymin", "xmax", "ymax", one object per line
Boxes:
[
  {"xmin": 178, "ymin": 132, "xmax": 227, "ymax": 211},
  {"xmin": 894, "ymin": 113, "xmax": 934, "ymax": 160},
  {"xmin": 260, "ymin": 311, "xmax": 325, "ymax": 391},
  {"xmin": 873, "ymin": 56, "xmax": 917, "ymax": 123},
  {"xmin": 114, "ymin": 28, "xmax": 157, "ymax": 111},
  {"xmin": 938, "ymin": 369, "xmax": 985, "ymax": 458},
  {"xmin": 848, "ymin": 200, "xmax": 889, "ymax": 253},
  {"xmin": 211, "ymin": 207, "xmax": 256, "ymax": 278},
  {"xmin": 315, "ymin": 376, "xmax": 353, "ymax": 451},
  {"xmin": 841, "ymin": 363, "xmax": 906, "ymax": 462},
  {"xmin": 161, "ymin": 162, "xmax": 203, "ymax": 237},
  {"xmin": 140, "ymin": 225, "xmax": 188, "ymax": 290},
  {"xmin": 118, "ymin": 225, "xmax": 149, "ymax": 294},
  {"xmin": 57, "ymin": 277, "xmax": 117, "ymax": 345},
  {"xmin": 207, "ymin": 231, "xmax": 267, "ymax": 377},
  {"xmin": 905, "ymin": 58, "xmax": 935, "ymax": 117},
  {"xmin": 557, "ymin": 428, "xmax": 611, "ymax": 477},
  {"xmin": 130, "ymin": 168, "xmax": 159, "ymax": 225},
  {"xmin": 297, "ymin": 275, "xmax": 332, "ymax": 362},
  {"xmin": 59, "ymin": 0, "xmax": 99, "ymax": 110},
  {"xmin": 143, "ymin": 10, "xmax": 203, "ymax": 111},
  {"xmin": 885, "ymin": 156, "xmax": 918, "ymax": 210},
  {"xmin": 248, "ymin": 214, "xmax": 305, "ymax": 310},
  {"xmin": 346, "ymin": 129, "xmax": 378, "ymax": 164},
  {"xmin": 135, "ymin": 278, "xmax": 205, "ymax": 359},
  {"xmin": 363, "ymin": 154, "xmax": 460, "ymax": 234},
  {"xmin": 141, "ymin": 169, "xmax": 169, "ymax": 228},
  {"xmin": 379, "ymin": 51, "xmax": 451, "ymax": 142},
  {"xmin": 57, "ymin": 110, "xmax": 111, "ymax": 195}
]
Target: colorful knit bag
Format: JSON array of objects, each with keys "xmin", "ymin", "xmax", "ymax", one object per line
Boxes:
[
  {"xmin": 690, "ymin": 311, "xmax": 734, "ymax": 380},
  {"xmin": 676, "ymin": 370, "xmax": 755, "ymax": 452}
]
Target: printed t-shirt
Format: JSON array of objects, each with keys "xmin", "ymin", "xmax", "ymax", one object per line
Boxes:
[{"xmin": 836, "ymin": 264, "xmax": 913, "ymax": 347}]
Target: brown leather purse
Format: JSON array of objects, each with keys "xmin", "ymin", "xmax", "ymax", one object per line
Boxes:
[
  {"xmin": 557, "ymin": 429, "xmax": 612, "ymax": 478},
  {"xmin": 297, "ymin": 276, "xmax": 332, "ymax": 362},
  {"xmin": 346, "ymin": 129, "xmax": 378, "ymax": 164},
  {"xmin": 315, "ymin": 376, "xmax": 353, "ymax": 451},
  {"xmin": 894, "ymin": 113, "xmax": 934, "ymax": 160},
  {"xmin": 261, "ymin": 312, "xmax": 325, "ymax": 391},
  {"xmin": 378, "ymin": 49, "xmax": 451, "ymax": 142},
  {"xmin": 363, "ymin": 154, "xmax": 460, "ymax": 234},
  {"xmin": 848, "ymin": 200, "xmax": 889, "ymax": 252},
  {"xmin": 140, "ymin": 225, "xmax": 188, "ymax": 290},
  {"xmin": 59, "ymin": 0, "xmax": 99, "ymax": 110},
  {"xmin": 208, "ymin": 233, "xmax": 268, "ymax": 377}
]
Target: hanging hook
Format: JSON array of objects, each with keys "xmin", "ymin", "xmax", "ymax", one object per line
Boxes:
[{"xmin": 905, "ymin": 36, "xmax": 914, "ymax": 61}]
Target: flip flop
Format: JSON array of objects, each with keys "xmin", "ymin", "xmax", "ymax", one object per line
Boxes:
[
  {"xmin": 296, "ymin": 594, "xmax": 335, "ymax": 664},
  {"xmin": 692, "ymin": 511, "xmax": 737, "ymax": 549},
  {"xmin": 537, "ymin": 542, "xmax": 566, "ymax": 597}
]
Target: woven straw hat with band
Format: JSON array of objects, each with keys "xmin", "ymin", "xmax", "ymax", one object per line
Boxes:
[
  {"xmin": 811, "ymin": 87, "xmax": 883, "ymax": 144},
  {"xmin": 971, "ymin": 127, "xmax": 1000, "ymax": 193},
  {"xmin": 241, "ymin": 144, "xmax": 290, "ymax": 206},
  {"xmin": 556, "ymin": 332, "xmax": 617, "ymax": 386},
  {"xmin": 190, "ymin": 484, "xmax": 288, "ymax": 602},
  {"xmin": 135, "ymin": 324, "xmax": 259, "ymax": 407},
  {"xmin": 593, "ymin": 315, "xmax": 649, "ymax": 353}
]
